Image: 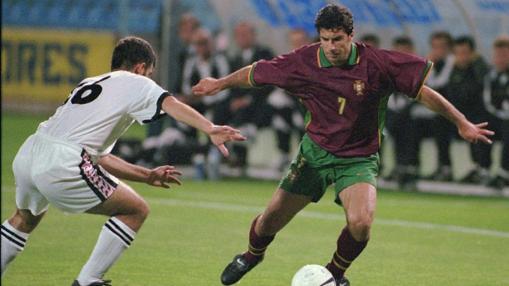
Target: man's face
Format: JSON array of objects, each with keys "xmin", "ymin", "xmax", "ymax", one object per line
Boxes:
[
  {"xmin": 192, "ymin": 33, "xmax": 212, "ymax": 60},
  {"xmin": 319, "ymin": 28, "xmax": 353, "ymax": 65},
  {"xmin": 453, "ymin": 44, "xmax": 474, "ymax": 68},
  {"xmin": 430, "ymin": 38, "xmax": 450, "ymax": 60},
  {"xmin": 235, "ymin": 24, "xmax": 255, "ymax": 50},
  {"xmin": 178, "ymin": 19, "xmax": 198, "ymax": 45},
  {"xmin": 493, "ymin": 46, "xmax": 509, "ymax": 71}
]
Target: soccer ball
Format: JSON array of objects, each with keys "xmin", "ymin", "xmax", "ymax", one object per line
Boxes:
[{"xmin": 291, "ymin": 264, "xmax": 336, "ymax": 286}]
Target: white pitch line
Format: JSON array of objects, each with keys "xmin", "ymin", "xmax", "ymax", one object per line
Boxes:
[
  {"xmin": 148, "ymin": 197, "xmax": 509, "ymax": 239},
  {"xmin": 2, "ymin": 187, "xmax": 507, "ymax": 238}
]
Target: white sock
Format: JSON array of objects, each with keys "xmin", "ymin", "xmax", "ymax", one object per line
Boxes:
[
  {"xmin": 1, "ymin": 220, "xmax": 29, "ymax": 276},
  {"xmin": 77, "ymin": 217, "xmax": 136, "ymax": 285}
]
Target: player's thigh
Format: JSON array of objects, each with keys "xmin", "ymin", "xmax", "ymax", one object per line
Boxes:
[
  {"xmin": 338, "ymin": 183, "xmax": 377, "ymax": 225},
  {"xmin": 278, "ymin": 147, "xmax": 331, "ymax": 203},
  {"xmin": 13, "ymin": 135, "xmax": 49, "ymax": 216},
  {"xmin": 33, "ymin": 146, "xmax": 118, "ymax": 214},
  {"xmin": 264, "ymin": 188, "xmax": 311, "ymax": 218},
  {"xmin": 258, "ymin": 188, "xmax": 311, "ymax": 234},
  {"xmin": 86, "ymin": 181, "xmax": 149, "ymax": 218},
  {"xmin": 13, "ymin": 170, "xmax": 49, "ymax": 217},
  {"xmin": 333, "ymin": 153, "xmax": 379, "ymax": 206}
]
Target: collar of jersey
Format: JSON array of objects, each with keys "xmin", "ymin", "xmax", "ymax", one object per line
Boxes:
[{"xmin": 318, "ymin": 43, "xmax": 359, "ymax": 68}]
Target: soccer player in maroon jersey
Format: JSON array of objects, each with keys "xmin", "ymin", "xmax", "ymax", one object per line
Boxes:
[{"xmin": 193, "ymin": 5, "xmax": 493, "ymax": 286}]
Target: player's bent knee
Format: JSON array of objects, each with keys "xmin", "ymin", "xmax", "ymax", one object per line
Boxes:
[
  {"xmin": 117, "ymin": 183, "xmax": 150, "ymax": 220},
  {"xmin": 9, "ymin": 209, "xmax": 45, "ymax": 233},
  {"xmin": 346, "ymin": 214, "xmax": 373, "ymax": 241},
  {"xmin": 135, "ymin": 198, "xmax": 150, "ymax": 221},
  {"xmin": 125, "ymin": 194, "xmax": 150, "ymax": 224}
]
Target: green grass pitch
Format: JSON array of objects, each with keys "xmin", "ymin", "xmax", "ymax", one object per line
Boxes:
[{"xmin": 2, "ymin": 114, "xmax": 509, "ymax": 285}]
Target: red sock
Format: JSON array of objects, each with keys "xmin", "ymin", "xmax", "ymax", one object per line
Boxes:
[
  {"xmin": 326, "ymin": 227, "xmax": 368, "ymax": 279},
  {"xmin": 243, "ymin": 215, "xmax": 275, "ymax": 263}
]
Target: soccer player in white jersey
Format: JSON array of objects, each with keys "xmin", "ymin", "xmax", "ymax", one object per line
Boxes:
[{"xmin": 1, "ymin": 36, "xmax": 246, "ymax": 286}]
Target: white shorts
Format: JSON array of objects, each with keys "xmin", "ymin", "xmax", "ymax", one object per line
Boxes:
[{"xmin": 13, "ymin": 132, "xmax": 119, "ymax": 216}]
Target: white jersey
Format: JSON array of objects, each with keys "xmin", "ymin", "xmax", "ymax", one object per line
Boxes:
[{"xmin": 37, "ymin": 70, "xmax": 168, "ymax": 159}]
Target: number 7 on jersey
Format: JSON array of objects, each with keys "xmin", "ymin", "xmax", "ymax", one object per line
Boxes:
[{"xmin": 338, "ymin": 96, "xmax": 347, "ymax": 115}]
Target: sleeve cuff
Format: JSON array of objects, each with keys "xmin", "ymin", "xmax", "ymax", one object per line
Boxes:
[
  {"xmin": 247, "ymin": 62, "xmax": 258, "ymax": 87},
  {"xmin": 414, "ymin": 60, "xmax": 433, "ymax": 100},
  {"xmin": 141, "ymin": 92, "xmax": 171, "ymax": 124}
]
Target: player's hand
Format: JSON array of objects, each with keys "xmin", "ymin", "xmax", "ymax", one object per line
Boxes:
[
  {"xmin": 208, "ymin": 125, "xmax": 247, "ymax": 157},
  {"xmin": 458, "ymin": 121, "xmax": 494, "ymax": 144},
  {"xmin": 147, "ymin": 165, "xmax": 182, "ymax": 188},
  {"xmin": 192, "ymin": 77, "xmax": 222, "ymax": 96}
]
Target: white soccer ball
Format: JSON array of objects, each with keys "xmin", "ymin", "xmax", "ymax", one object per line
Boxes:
[{"xmin": 291, "ymin": 264, "xmax": 336, "ymax": 286}]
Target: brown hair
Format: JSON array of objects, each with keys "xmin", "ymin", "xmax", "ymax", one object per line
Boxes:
[
  {"xmin": 493, "ymin": 35, "xmax": 509, "ymax": 49},
  {"xmin": 314, "ymin": 4, "xmax": 354, "ymax": 35},
  {"xmin": 111, "ymin": 36, "xmax": 156, "ymax": 70}
]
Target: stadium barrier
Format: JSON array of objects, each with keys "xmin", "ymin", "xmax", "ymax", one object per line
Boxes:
[{"xmin": 2, "ymin": 27, "xmax": 115, "ymax": 112}]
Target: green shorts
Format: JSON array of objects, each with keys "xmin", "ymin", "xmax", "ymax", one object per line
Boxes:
[{"xmin": 279, "ymin": 134, "xmax": 379, "ymax": 205}]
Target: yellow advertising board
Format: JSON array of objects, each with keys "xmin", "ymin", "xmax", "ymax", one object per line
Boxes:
[{"xmin": 1, "ymin": 27, "xmax": 115, "ymax": 104}]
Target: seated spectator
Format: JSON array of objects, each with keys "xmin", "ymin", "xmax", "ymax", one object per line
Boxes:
[
  {"xmin": 446, "ymin": 36, "xmax": 490, "ymax": 184},
  {"xmin": 179, "ymin": 28, "xmax": 230, "ymax": 120},
  {"xmin": 176, "ymin": 13, "xmax": 201, "ymax": 88},
  {"xmin": 142, "ymin": 13, "xmax": 201, "ymax": 166},
  {"xmin": 267, "ymin": 28, "xmax": 309, "ymax": 171},
  {"xmin": 360, "ymin": 33, "xmax": 384, "ymax": 173},
  {"xmin": 479, "ymin": 35, "xmax": 509, "ymax": 189},
  {"xmin": 178, "ymin": 28, "xmax": 232, "ymax": 179},
  {"xmin": 227, "ymin": 21, "xmax": 275, "ymax": 171},
  {"xmin": 424, "ymin": 31, "xmax": 455, "ymax": 181},
  {"xmin": 384, "ymin": 36, "xmax": 417, "ymax": 188}
]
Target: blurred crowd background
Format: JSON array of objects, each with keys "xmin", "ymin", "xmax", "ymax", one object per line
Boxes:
[{"xmin": 2, "ymin": 0, "xmax": 508, "ymax": 191}]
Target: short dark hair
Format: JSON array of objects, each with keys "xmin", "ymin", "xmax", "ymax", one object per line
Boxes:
[
  {"xmin": 454, "ymin": 35, "xmax": 476, "ymax": 51},
  {"xmin": 111, "ymin": 36, "xmax": 156, "ymax": 70},
  {"xmin": 314, "ymin": 4, "xmax": 354, "ymax": 35},
  {"xmin": 494, "ymin": 35, "xmax": 509, "ymax": 49},
  {"xmin": 360, "ymin": 33, "xmax": 380, "ymax": 47},
  {"xmin": 393, "ymin": 35, "xmax": 414, "ymax": 48},
  {"xmin": 429, "ymin": 31, "xmax": 453, "ymax": 48}
]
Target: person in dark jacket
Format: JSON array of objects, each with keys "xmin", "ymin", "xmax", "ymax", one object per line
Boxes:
[
  {"xmin": 446, "ymin": 36, "xmax": 490, "ymax": 184},
  {"xmin": 227, "ymin": 22, "xmax": 275, "ymax": 170},
  {"xmin": 479, "ymin": 35, "xmax": 509, "ymax": 189},
  {"xmin": 424, "ymin": 31, "xmax": 456, "ymax": 181}
]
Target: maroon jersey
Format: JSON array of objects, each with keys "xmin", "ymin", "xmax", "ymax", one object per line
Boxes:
[{"xmin": 248, "ymin": 42, "xmax": 432, "ymax": 157}]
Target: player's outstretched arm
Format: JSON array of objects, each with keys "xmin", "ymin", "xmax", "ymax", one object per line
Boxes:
[
  {"xmin": 161, "ymin": 96, "xmax": 246, "ymax": 156},
  {"xmin": 192, "ymin": 65, "xmax": 253, "ymax": 96},
  {"xmin": 98, "ymin": 154, "xmax": 182, "ymax": 188},
  {"xmin": 417, "ymin": 85, "xmax": 494, "ymax": 144}
]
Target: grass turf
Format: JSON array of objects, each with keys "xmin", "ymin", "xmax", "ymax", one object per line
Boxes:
[{"xmin": 1, "ymin": 114, "xmax": 509, "ymax": 285}]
